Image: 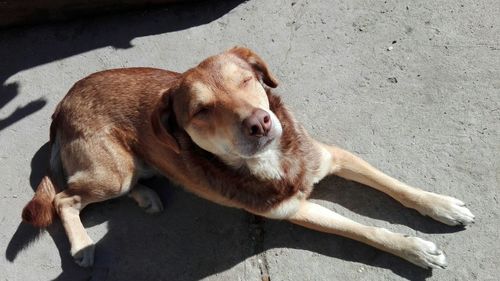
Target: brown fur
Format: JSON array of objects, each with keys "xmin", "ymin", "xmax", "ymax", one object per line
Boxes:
[{"xmin": 22, "ymin": 176, "xmax": 58, "ymax": 227}]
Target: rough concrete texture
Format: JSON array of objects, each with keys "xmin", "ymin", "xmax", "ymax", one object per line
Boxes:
[{"xmin": 1, "ymin": 0, "xmax": 499, "ymax": 280}]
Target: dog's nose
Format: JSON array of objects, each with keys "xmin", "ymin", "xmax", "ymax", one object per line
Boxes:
[{"xmin": 243, "ymin": 109, "xmax": 272, "ymax": 137}]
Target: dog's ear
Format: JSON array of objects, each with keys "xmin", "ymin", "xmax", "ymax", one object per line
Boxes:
[
  {"xmin": 151, "ymin": 88, "xmax": 180, "ymax": 154},
  {"xmin": 229, "ymin": 46, "xmax": 279, "ymax": 88}
]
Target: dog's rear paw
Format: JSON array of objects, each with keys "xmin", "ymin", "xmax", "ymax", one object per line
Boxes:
[
  {"xmin": 129, "ymin": 185, "xmax": 164, "ymax": 214},
  {"xmin": 72, "ymin": 244, "xmax": 95, "ymax": 267},
  {"xmin": 416, "ymin": 192, "xmax": 475, "ymax": 226},
  {"xmin": 402, "ymin": 236, "xmax": 447, "ymax": 269}
]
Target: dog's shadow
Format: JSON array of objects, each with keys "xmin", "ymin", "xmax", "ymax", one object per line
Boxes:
[{"xmin": 6, "ymin": 143, "xmax": 465, "ymax": 281}]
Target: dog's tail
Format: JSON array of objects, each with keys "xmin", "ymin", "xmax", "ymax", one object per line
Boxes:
[
  {"xmin": 22, "ymin": 175, "xmax": 58, "ymax": 228},
  {"xmin": 22, "ymin": 115, "xmax": 64, "ymax": 228}
]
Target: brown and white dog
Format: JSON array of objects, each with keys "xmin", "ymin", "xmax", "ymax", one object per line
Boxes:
[{"xmin": 22, "ymin": 47, "xmax": 474, "ymax": 269}]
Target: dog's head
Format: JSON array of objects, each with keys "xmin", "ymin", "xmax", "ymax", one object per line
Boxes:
[{"xmin": 153, "ymin": 47, "xmax": 283, "ymax": 158}]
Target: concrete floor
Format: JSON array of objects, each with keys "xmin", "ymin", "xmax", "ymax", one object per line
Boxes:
[{"xmin": 1, "ymin": 0, "xmax": 499, "ymax": 280}]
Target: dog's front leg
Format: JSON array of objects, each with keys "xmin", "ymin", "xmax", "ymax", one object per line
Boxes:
[
  {"xmin": 288, "ymin": 200, "xmax": 447, "ymax": 269},
  {"xmin": 315, "ymin": 143, "xmax": 474, "ymax": 226}
]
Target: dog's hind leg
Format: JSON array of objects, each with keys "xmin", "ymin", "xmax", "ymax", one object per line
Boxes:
[
  {"xmin": 54, "ymin": 187, "xmax": 97, "ymax": 267},
  {"xmin": 288, "ymin": 200, "xmax": 447, "ymax": 269},
  {"xmin": 316, "ymin": 143, "xmax": 474, "ymax": 226},
  {"xmin": 54, "ymin": 137, "xmax": 136, "ymax": 267}
]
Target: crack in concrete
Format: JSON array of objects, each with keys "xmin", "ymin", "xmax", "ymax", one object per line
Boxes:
[{"xmin": 248, "ymin": 214, "xmax": 271, "ymax": 281}]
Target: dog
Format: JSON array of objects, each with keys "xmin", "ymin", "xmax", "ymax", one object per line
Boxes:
[{"xmin": 22, "ymin": 47, "xmax": 474, "ymax": 269}]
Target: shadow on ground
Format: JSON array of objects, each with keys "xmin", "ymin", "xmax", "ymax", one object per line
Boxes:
[
  {"xmin": 0, "ymin": 0, "xmax": 244, "ymax": 131},
  {"xmin": 0, "ymin": 89, "xmax": 46, "ymax": 131},
  {"xmin": 6, "ymin": 141, "xmax": 467, "ymax": 281}
]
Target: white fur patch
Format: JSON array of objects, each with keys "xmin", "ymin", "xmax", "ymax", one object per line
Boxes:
[
  {"xmin": 312, "ymin": 144, "xmax": 333, "ymax": 184},
  {"xmin": 245, "ymin": 142, "xmax": 283, "ymax": 180},
  {"xmin": 191, "ymin": 81, "xmax": 212, "ymax": 101},
  {"xmin": 262, "ymin": 195, "xmax": 302, "ymax": 219},
  {"xmin": 220, "ymin": 62, "xmax": 240, "ymax": 82}
]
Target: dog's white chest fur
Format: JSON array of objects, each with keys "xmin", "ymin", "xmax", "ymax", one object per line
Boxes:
[{"xmin": 245, "ymin": 145, "xmax": 283, "ymax": 180}]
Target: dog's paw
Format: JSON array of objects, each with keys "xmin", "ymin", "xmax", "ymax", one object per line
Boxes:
[
  {"xmin": 416, "ymin": 192, "xmax": 475, "ymax": 226},
  {"xmin": 71, "ymin": 243, "xmax": 95, "ymax": 267},
  {"xmin": 129, "ymin": 185, "xmax": 164, "ymax": 214},
  {"xmin": 401, "ymin": 236, "xmax": 447, "ymax": 269}
]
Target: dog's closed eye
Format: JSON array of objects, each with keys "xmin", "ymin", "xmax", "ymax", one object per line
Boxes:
[
  {"xmin": 192, "ymin": 106, "xmax": 211, "ymax": 118},
  {"xmin": 241, "ymin": 76, "xmax": 253, "ymax": 86}
]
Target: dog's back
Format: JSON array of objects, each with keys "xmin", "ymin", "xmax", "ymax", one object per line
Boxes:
[{"xmin": 53, "ymin": 68, "xmax": 179, "ymax": 140}]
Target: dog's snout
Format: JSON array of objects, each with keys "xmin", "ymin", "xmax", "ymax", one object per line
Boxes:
[{"xmin": 243, "ymin": 109, "xmax": 272, "ymax": 137}]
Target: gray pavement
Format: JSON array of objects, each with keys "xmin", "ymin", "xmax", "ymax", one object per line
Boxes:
[{"xmin": 1, "ymin": 0, "xmax": 499, "ymax": 280}]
